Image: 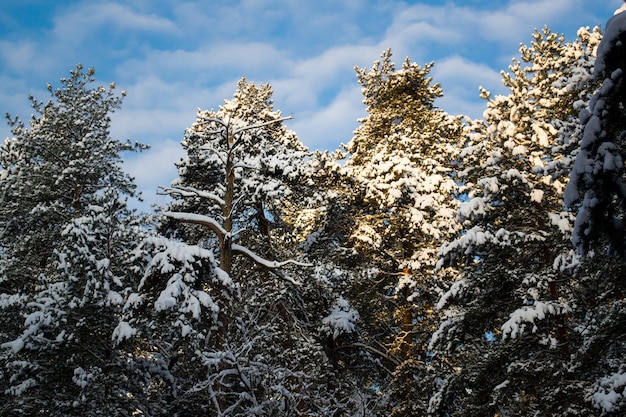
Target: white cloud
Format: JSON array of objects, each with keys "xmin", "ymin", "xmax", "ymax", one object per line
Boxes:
[
  {"xmin": 109, "ymin": 75, "xmax": 241, "ymax": 146},
  {"xmin": 432, "ymin": 56, "xmax": 504, "ymax": 118},
  {"xmin": 118, "ymin": 42, "xmax": 291, "ymax": 85},
  {"xmin": 287, "ymin": 85, "xmax": 364, "ymax": 151},
  {"xmin": 268, "ymin": 43, "xmax": 381, "ymax": 112},
  {"xmin": 0, "ymin": 0, "xmax": 618, "ymax": 212},
  {"xmin": 123, "ymin": 138, "xmax": 185, "ymax": 209},
  {"xmin": 379, "ymin": 0, "xmax": 596, "ymax": 67},
  {"xmin": 292, "ymin": 44, "xmax": 382, "ymax": 81},
  {"xmin": 51, "ymin": 2, "xmax": 178, "ymax": 39}
]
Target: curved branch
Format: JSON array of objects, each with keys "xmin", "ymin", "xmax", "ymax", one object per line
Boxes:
[
  {"xmin": 159, "ymin": 186, "xmax": 225, "ymax": 206},
  {"xmin": 197, "ymin": 116, "xmax": 228, "ymax": 127},
  {"xmin": 230, "ymin": 116, "xmax": 294, "ymax": 150},
  {"xmin": 231, "ymin": 244, "xmax": 311, "ymax": 285},
  {"xmin": 232, "ymin": 244, "xmax": 312, "ymax": 268},
  {"xmin": 232, "ymin": 116, "xmax": 293, "ymax": 136},
  {"xmin": 163, "ymin": 211, "xmax": 227, "ymax": 239},
  {"xmin": 335, "ymin": 342, "xmax": 401, "ymax": 368}
]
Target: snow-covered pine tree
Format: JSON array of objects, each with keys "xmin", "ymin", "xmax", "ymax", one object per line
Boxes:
[
  {"xmin": 11, "ymin": 190, "xmax": 148, "ymax": 416},
  {"xmin": 286, "ymin": 148, "xmax": 389, "ymax": 414},
  {"xmin": 564, "ymin": 9, "xmax": 626, "ymax": 415},
  {"xmin": 565, "ymin": 13, "xmax": 626, "ymax": 256},
  {"xmin": 120, "ymin": 78, "xmax": 349, "ymax": 415},
  {"xmin": 432, "ymin": 26, "xmax": 602, "ymax": 416},
  {"xmin": 0, "ymin": 65, "xmax": 147, "ymax": 416},
  {"xmin": 309, "ymin": 49, "xmax": 465, "ymax": 415}
]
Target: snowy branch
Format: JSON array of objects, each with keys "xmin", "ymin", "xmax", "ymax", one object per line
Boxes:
[
  {"xmin": 230, "ymin": 116, "xmax": 293, "ymax": 149},
  {"xmin": 232, "ymin": 161, "xmax": 258, "ymax": 170},
  {"xmin": 231, "ymin": 194, "xmax": 246, "ymax": 214},
  {"xmin": 159, "ymin": 186, "xmax": 225, "ymax": 206},
  {"xmin": 198, "ymin": 144, "xmax": 228, "ymax": 165},
  {"xmin": 197, "ymin": 116, "xmax": 229, "ymax": 128},
  {"xmin": 163, "ymin": 211, "xmax": 227, "ymax": 238},
  {"xmin": 232, "ymin": 116, "xmax": 293, "ymax": 136},
  {"xmin": 335, "ymin": 342, "xmax": 400, "ymax": 370},
  {"xmin": 232, "ymin": 244, "xmax": 311, "ymax": 269},
  {"xmin": 196, "ymin": 115, "xmax": 293, "ymax": 150},
  {"xmin": 231, "ymin": 244, "xmax": 311, "ymax": 285}
]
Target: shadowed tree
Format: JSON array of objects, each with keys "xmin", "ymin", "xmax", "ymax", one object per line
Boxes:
[
  {"xmin": 0, "ymin": 65, "xmax": 147, "ymax": 416},
  {"xmin": 565, "ymin": 10, "xmax": 626, "ymax": 415}
]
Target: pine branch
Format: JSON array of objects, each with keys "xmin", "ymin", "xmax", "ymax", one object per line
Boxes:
[
  {"xmin": 231, "ymin": 244, "xmax": 311, "ymax": 285},
  {"xmin": 335, "ymin": 342, "xmax": 400, "ymax": 371},
  {"xmin": 232, "ymin": 116, "xmax": 293, "ymax": 136},
  {"xmin": 159, "ymin": 186, "xmax": 225, "ymax": 206},
  {"xmin": 163, "ymin": 211, "xmax": 227, "ymax": 239},
  {"xmin": 232, "ymin": 244, "xmax": 311, "ymax": 268},
  {"xmin": 230, "ymin": 116, "xmax": 293, "ymax": 149}
]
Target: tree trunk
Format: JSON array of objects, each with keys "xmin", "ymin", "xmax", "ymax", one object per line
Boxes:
[
  {"xmin": 399, "ymin": 268, "xmax": 413, "ymax": 357},
  {"xmin": 221, "ymin": 136, "xmax": 235, "ymax": 275}
]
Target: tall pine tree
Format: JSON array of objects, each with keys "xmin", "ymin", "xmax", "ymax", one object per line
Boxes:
[
  {"xmin": 0, "ymin": 65, "xmax": 147, "ymax": 416},
  {"xmin": 119, "ymin": 78, "xmax": 355, "ymax": 415},
  {"xmin": 432, "ymin": 26, "xmax": 602, "ymax": 416},
  {"xmin": 304, "ymin": 49, "xmax": 465, "ymax": 415}
]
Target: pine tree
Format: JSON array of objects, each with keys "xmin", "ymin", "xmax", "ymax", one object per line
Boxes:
[
  {"xmin": 285, "ymin": 147, "xmax": 391, "ymax": 414},
  {"xmin": 120, "ymin": 78, "xmax": 351, "ymax": 415},
  {"xmin": 0, "ymin": 64, "xmax": 141, "ymax": 289},
  {"xmin": 565, "ymin": 11, "xmax": 626, "ymax": 415},
  {"xmin": 0, "ymin": 65, "xmax": 147, "ymax": 415},
  {"xmin": 432, "ymin": 26, "xmax": 602, "ymax": 416},
  {"xmin": 303, "ymin": 49, "xmax": 465, "ymax": 414}
]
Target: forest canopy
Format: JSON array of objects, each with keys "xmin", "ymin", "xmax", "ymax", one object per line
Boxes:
[{"xmin": 1, "ymin": 15, "xmax": 626, "ymax": 417}]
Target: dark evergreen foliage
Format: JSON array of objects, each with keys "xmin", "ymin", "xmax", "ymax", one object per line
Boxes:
[
  {"xmin": 0, "ymin": 65, "xmax": 147, "ymax": 416},
  {"xmin": 1, "ymin": 14, "xmax": 626, "ymax": 417}
]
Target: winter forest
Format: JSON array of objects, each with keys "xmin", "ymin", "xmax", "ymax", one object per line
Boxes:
[{"xmin": 2, "ymin": 7, "xmax": 626, "ymax": 417}]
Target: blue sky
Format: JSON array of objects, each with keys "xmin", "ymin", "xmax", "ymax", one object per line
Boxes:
[{"xmin": 0, "ymin": 0, "xmax": 620, "ymax": 208}]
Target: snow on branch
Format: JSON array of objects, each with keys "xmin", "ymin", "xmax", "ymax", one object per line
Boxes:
[
  {"xmin": 112, "ymin": 321, "xmax": 137, "ymax": 344},
  {"xmin": 594, "ymin": 9, "xmax": 626, "ymax": 77},
  {"xmin": 592, "ymin": 368, "xmax": 626, "ymax": 414},
  {"xmin": 231, "ymin": 243, "xmax": 311, "ymax": 285},
  {"xmin": 164, "ymin": 211, "xmax": 227, "ymax": 237},
  {"xmin": 230, "ymin": 116, "xmax": 293, "ymax": 149},
  {"xmin": 321, "ymin": 296, "xmax": 360, "ymax": 340},
  {"xmin": 196, "ymin": 116, "xmax": 229, "ymax": 128},
  {"xmin": 159, "ymin": 185, "xmax": 225, "ymax": 206},
  {"xmin": 231, "ymin": 115, "xmax": 293, "ymax": 135},
  {"xmin": 232, "ymin": 244, "xmax": 311, "ymax": 269},
  {"xmin": 501, "ymin": 300, "xmax": 571, "ymax": 341}
]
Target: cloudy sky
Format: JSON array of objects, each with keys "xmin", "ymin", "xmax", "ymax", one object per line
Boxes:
[{"xmin": 0, "ymin": 0, "xmax": 619, "ymax": 208}]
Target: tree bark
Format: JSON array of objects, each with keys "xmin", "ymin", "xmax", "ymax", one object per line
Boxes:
[{"xmin": 221, "ymin": 132, "xmax": 235, "ymax": 275}]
